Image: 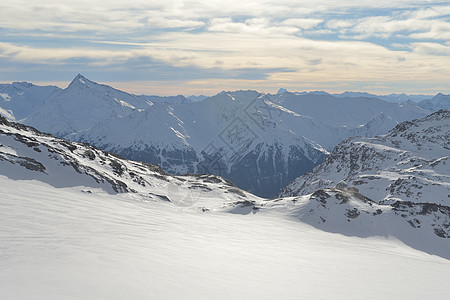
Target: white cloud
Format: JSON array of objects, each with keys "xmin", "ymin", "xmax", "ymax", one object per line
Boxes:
[
  {"xmin": 147, "ymin": 18, "xmax": 205, "ymax": 29},
  {"xmin": 1, "ymin": 1, "xmax": 450, "ymax": 93},
  {"xmin": 333, "ymin": 5, "xmax": 450, "ymax": 40},
  {"xmin": 410, "ymin": 6, "xmax": 450, "ymax": 19},
  {"xmin": 326, "ymin": 20, "xmax": 355, "ymax": 29},
  {"xmin": 411, "ymin": 42, "xmax": 450, "ymax": 55},
  {"xmin": 409, "ymin": 22, "xmax": 450, "ymax": 40},
  {"xmin": 281, "ymin": 18, "xmax": 323, "ymax": 30}
]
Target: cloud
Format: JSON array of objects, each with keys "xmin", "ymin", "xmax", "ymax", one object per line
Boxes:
[
  {"xmin": 330, "ymin": 5, "xmax": 450, "ymax": 40},
  {"xmin": 326, "ymin": 20, "xmax": 355, "ymax": 29},
  {"xmin": 281, "ymin": 18, "xmax": 323, "ymax": 30},
  {"xmin": 147, "ymin": 18, "xmax": 205, "ymax": 29},
  {"xmin": 1, "ymin": 1, "xmax": 450, "ymax": 94},
  {"xmin": 411, "ymin": 42, "xmax": 450, "ymax": 55}
]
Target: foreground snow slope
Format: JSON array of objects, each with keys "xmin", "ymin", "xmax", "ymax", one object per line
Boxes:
[{"xmin": 1, "ymin": 176, "xmax": 449, "ymax": 300}]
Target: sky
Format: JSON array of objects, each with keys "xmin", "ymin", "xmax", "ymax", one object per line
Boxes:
[{"xmin": 1, "ymin": 0, "xmax": 450, "ymax": 96}]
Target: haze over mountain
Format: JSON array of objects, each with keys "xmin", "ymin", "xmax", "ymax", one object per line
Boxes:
[{"xmin": 1, "ymin": 75, "xmax": 446, "ymax": 197}]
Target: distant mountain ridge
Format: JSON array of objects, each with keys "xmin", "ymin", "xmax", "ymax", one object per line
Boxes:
[
  {"xmin": 418, "ymin": 93, "xmax": 450, "ymax": 111},
  {"xmin": 0, "ymin": 75, "xmax": 444, "ymax": 197}
]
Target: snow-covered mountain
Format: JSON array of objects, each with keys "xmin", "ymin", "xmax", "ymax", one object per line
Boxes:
[
  {"xmin": 268, "ymin": 91, "xmax": 431, "ymax": 150},
  {"xmin": 271, "ymin": 92, "xmax": 429, "ymax": 129},
  {"xmin": 74, "ymin": 92, "xmax": 329, "ymax": 197},
  {"xmin": 334, "ymin": 92, "xmax": 432, "ymax": 103},
  {"xmin": 24, "ymin": 74, "xmax": 154, "ymax": 136},
  {"xmin": 272, "ymin": 89, "xmax": 433, "ymax": 103},
  {"xmin": 0, "ymin": 81, "xmax": 61, "ymax": 122},
  {"xmin": 0, "ymin": 75, "xmax": 434, "ymax": 197},
  {"xmin": 418, "ymin": 93, "xmax": 450, "ymax": 111},
  {"xmin": 275, "ymin": 110, "xmax": 449, "ymax": 250},
  {"xmin": 0, "ymin": 114, "xmax": 256, "ymax": 208},
  {"xmin": 1, "ymin": 75, "xmax": 191, "ymax": 137},
  {"xmin": 279, "ymin": 110, "xmax": 449, "ymax": 200}
]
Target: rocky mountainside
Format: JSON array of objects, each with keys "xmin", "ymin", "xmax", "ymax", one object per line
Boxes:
[
  {"xmin": 273, "ymin": 110, "xmax": 450, "ymax": 252},
  {"xmin": 0, "ymin": 115, "xmax": 256, "ymax": 209},
  {"xmin": 279, "ymin": 110, "xmax": 449, "ymax": 201}
]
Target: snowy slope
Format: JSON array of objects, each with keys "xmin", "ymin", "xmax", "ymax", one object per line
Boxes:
[
  {"xmin": 259, "ymin": 188, "xmax": 450, "ymax": 258},
  {"xmin": 271, "ymin": 92, "xmax": 430, "ymax": 129},
  {"xmin": 2, "ymin": 176, "xmax": 450, "ymax": 300},
  {"xmin": 418, "ymin": 93, "xmax": 450, "ymax": 111},
  {"xmin": 1, "ymin": 114, "xmax": 449, "ymax": 299},
  {"xmin": 0, "ymin": 82, "xmax": 60, "ymax": 122},
  {"xmin": 275, "ymin": 110, "xmax": 450, "ymax": 248},
  {"xmin": 0, "ymin": 115, "xmax": 256, "ymax": 208},
  {"xmin": 23, "ymin": 75, "xmax": 150, "ymax": 136},
  {"xmin": 279, "ymin": 110, "xmax": 449, "ymax": 202}
]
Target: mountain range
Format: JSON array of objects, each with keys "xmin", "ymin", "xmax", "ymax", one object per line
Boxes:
[
  {"xmin": 1, "ymin": 108, "xmax": 448, "ymax": 259},
  {"xmin": 1, "ymin": 74, "xmax": 448, "ymax": 197}
]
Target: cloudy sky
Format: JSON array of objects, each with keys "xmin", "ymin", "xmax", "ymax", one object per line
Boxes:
[{"xmin": 1, "ymin": 0, "xmax": 449, "ymax": 95}]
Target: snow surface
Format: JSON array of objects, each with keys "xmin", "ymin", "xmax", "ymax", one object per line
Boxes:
[
  {"xmin": 1, "ymin": 176, "xmax": 449, "ymax": 300},
  {"xmin": 1, "ymin": 111, "xmax": 449, "ymax": 299}
]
